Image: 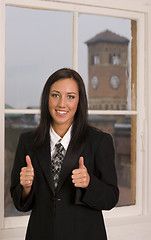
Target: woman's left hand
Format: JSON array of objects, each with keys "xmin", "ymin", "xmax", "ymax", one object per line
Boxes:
[{"xmin": 71, "ymin": 157, "xmax": 90, "ymax": 188}]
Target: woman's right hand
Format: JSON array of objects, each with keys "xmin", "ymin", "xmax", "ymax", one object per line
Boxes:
[{"xmin": 20, "ymin": 155, "xmax": 34, "ymax": 199}]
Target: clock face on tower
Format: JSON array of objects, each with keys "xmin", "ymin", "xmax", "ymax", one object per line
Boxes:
[
  {"xmin": 110, "ymin": 75, "xmax": 120, "ymax": 89},
  {"xmin": 91, "ymin": 75, "xmax": 99, "ymax": 89}
]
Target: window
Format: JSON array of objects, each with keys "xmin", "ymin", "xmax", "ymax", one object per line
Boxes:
[
  {"xmin": 91, "ymin": 75, "xmax": 99, "ymax": 89},
  {"xmin": 110, "ymin": 75, "xmax": 120, "ymax": 89},
  {"xmin": 0, "ymin": 0, "xmax": 147, "ymax": 232},
  {"xmin": 91, "ymin": 55, "xmax": 100, "ymax": 65},
  {"xmin": 109, "ymin": 53, "xmax": 121, "ymax": 65}
]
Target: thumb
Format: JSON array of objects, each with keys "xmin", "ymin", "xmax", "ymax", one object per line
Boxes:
[
  {"xmin": 26, "ymin": 155, "xmax": 33, "ymax": 168},
  {"xmin": 79, "ymin": 156, "xmax": 85, "ymax": 169}
]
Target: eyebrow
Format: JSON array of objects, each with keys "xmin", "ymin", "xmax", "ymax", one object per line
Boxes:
[{"xmin": 50, "ymin": 90, "xmax": 77, "ymax": 95}]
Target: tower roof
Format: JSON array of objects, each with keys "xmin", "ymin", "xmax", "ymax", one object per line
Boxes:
[{"xmin": 85, "ymin": 30, "xmax": 129, "ymax": 45}]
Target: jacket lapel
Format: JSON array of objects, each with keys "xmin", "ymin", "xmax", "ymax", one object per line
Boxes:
[
  {"xmin": 36, "ymin": 133, "xmax": 55, "ymax": 195},
  {"xmin": 56, "ymin": 140, "xmax": 85, "ymax": 194}
]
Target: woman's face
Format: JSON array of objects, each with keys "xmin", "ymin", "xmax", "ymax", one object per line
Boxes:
[{"xmin": 49, "ymin": 78, "xmax": 79, "ymax": 130}]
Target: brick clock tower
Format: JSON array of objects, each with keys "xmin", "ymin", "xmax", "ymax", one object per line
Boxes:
[{"xmin": 86, "ymin": 30, "xmax": 129, "ymax": 110}]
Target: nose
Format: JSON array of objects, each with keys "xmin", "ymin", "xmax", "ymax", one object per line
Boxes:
[{"xmin": 58, "ymin": 96, "xmax": 66, "ymax": 108}]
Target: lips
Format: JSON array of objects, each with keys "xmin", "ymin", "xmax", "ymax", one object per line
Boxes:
[{"xmin": 56, "ymin": 110, "xmax": 68, "ymax": 116}]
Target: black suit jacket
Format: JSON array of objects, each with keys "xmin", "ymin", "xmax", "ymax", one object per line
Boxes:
[{"xmin": 10, "ymin": 126, "xmax": 119, "ymax": 240}]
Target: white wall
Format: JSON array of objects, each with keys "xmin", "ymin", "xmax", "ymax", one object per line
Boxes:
[{"xmin": 108, "ymin": 221, "xmax": 151, "ymax": 240}]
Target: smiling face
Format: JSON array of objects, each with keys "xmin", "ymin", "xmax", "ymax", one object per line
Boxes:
[{"xmin": 49, "ymin": 78, "xmax": 79, "ymax": 134}]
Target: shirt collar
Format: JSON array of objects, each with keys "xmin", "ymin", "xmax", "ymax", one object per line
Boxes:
[{"xmin": 50, "ymin": 125, "xmax": 72, "ymax": 151}]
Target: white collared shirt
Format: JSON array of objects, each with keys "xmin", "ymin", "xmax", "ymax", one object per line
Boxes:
[{"xmin": 50, "ymin": 125, "xmax": 72, "ymax": 158}]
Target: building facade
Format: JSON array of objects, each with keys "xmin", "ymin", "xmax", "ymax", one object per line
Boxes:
[{"xmin": 86, "ymin": 30, "xmax": 129, "ymax": 111}]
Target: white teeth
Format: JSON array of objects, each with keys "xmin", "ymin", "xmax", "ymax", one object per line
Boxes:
[{"xmin": 57, "ymin": 110, "xmax": 67, "ymax": 114}]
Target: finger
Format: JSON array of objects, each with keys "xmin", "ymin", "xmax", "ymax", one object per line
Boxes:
[
  {"xmin": 20, "ymin": 168, "xmax": 34, "ymax": 183},
  {"xmin": 20, "ymin": 174, "xmax": 34, "ymax": 186},
  {"xmin": 20, "ymin": 173, "xmax": 34, "ymax": 180},
  {"xmin": 73, "ymin": 176, "xmax": 90, "ymax": 188},
  {"xmin": 26, "ymin": 155, "xmax": 33, "ymax": 168},
  {"xmin": 72, "ymin": 167, "xmax": 86, "ymax": 175},
  {"xmin": 74, "ymin": 183, "xmax": 86, "ymax": 188},
  {"xmin": 20, "ymin": 178, "xmax": 34, "ymax": 187},
  {"xmin": 79, "ymin": 156, "xmax": 84, "ymax": 169},
  {"xmin": 72, "ymin": 177, "xmax": 85, "ymax": 183},
  {"xmin": 73, "ymin": 179, "xmax": 87, "ymax": 188},
  {"xmin": 21, "ymin": 167, "xmax": 34, "ymax": 174},
  {"xmin": 21, "ymin": 168, "xmax": 34, "ymax": 180},
  {"xmin": 72, "ymin": 169, "xmax": 81, "ymax": 175},
  {"xmin": 72, "ymin": 172, "xmax": 87, "ymax": 179},
  {"xmin": 21, "ymin": 180, "xmax": 33, "ymax": 187}
]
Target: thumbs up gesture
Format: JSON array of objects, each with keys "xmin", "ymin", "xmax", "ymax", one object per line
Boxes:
[
  {"xmin": 71, "ymin": 157, "xmax": 90, "ymax": 188},
  {"xmin": 20, "ymin": 155, "xmax": 34, "ymax": 194}
]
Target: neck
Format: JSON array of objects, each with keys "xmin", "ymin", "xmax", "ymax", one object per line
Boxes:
[{"xmin": 52, "ymin": 123, "xmax": 71, "ymax": 138}]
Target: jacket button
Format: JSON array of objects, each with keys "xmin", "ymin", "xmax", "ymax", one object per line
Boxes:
[{"xmin": 57, "ymin": 198, "xmax": 61, "ymax": 201}]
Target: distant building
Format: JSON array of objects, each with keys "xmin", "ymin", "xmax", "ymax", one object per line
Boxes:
[{"xmin": 85, "ymin": 29, "xmax": 129, "ymax": 111}]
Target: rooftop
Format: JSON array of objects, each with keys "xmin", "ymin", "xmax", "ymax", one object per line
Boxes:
[{"xmin": 85, "ymin": 30, "xmax": 129, "ymax": 45}]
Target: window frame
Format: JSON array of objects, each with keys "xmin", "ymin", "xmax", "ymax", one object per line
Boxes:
[{"xmin": 0, "ymin": 0, "xmax": 149, "ymax": 231}]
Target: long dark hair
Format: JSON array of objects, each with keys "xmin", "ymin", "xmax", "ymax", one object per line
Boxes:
[{"xmin": 33, "ymin": 68, "xmax": 88, "ymax": 149}]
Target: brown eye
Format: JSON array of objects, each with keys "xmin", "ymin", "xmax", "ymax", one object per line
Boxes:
[
  {"xmin": 67, "ymin": 95, "xmax": 75, "ymax": 99},
  {"xmin": 51, "ymin": 94, "xmax": 60, "ymax": 98}
]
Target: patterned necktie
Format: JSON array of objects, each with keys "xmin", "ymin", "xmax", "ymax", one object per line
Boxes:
[{"xmin": 51, "ymin": 142, "xmax": 64, "ymax": 190}]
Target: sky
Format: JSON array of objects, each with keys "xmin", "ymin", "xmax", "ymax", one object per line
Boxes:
[{"xmin": 5, "ymin": 6, "xmax": 131, "ymax": 109}]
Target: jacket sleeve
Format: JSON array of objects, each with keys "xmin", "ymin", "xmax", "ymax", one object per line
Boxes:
[
  {"xmin": 10, "ymin": 134, "xmax": 35, "ymax": 212},
  {"xmin": 76, "ymin": 133, "xmax": 119, "ymax": 211}
]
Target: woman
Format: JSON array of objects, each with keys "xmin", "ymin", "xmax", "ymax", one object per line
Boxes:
[{"xmin": 10, "ymin": 68, "xmax": 119, "ymax": 240}]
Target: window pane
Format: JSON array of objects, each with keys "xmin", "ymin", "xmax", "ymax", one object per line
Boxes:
[
  {"xmin": 5, "ymin": 114, "xmax": 39, "ymax": 217},
  {"xmin": 78, "ymin": 14, "xmax": 136, "ymax": 111},
  {"xmin": 5, "ymin": 7, "xmax": 73, "ymax": 109},
  {"xmin": 88, "ymin": 114, "xmax": 136, "ymax": 206}
]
